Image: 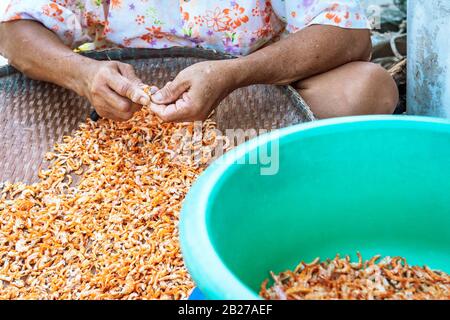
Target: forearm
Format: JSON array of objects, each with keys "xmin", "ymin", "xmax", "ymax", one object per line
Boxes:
[
  {"xmin": 231, "ymin": 25, "xmax": 372, "ymax": 87},
  {"xmin": 0, "ymin": 20, "xmax": 92, "ymax": 95}
]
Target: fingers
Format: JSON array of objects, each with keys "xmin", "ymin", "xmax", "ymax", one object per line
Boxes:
[
  {"xmin": 97, "ymin": 88, "xmax": 140, "ymax": 121},
  {"xmin": 148, "ymin": 85, "xmax": 159, "ymax": 95},
  {"xmin": 108, "ymin": 64, "xmax": 150, "ymax": 105},
  {"xmin": 152, "ymin": 75, "xmax": 190, "ymax": 105},
  {"xmin": 87, "ymin": 61, "xmax": 153, "ymax": 121},
  {"xmin": 117, "ymin": 62, "xmax": 140, "ymax": 81},
  {"xmin": 150, "ymin": 92, "xmax": 194, "ymax": 122}
]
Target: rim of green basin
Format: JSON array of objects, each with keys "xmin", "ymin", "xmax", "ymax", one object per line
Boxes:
[{"xmin": 179, "ymin": 115, "xmax": 450, "ymax": 300}]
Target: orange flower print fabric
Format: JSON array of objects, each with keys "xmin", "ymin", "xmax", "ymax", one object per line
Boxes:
[
  {"xmin": 271, "ymin": 0, "xmax": 370, "ymax": 32},
  {"xmin": 1, "ymin": 0, "xmax": 107, "ymax": 47},
  {"xmin": 1, "ymin": 1, "xmax": 370, "ymax": 55}
]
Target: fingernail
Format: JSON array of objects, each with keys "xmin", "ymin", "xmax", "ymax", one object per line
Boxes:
[
  {"xmin": 150, "ymin": 86, "xmax": 159, "ymax": 95},
  {"xmin": 153, "ymin": 91, "xmax": 163, "ymax": 102},
  {"xmin": 139, "ymin": 96, "xmax": 150, "ymax": 105}
]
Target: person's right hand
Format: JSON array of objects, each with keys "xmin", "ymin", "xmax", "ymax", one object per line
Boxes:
[{"xmin": 79, "ymin": 60, "xmax": 151, "ymax": 121}]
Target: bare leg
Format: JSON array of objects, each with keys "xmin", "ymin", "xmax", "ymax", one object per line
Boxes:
[{"xmin": 296, "ymin": 61, "xmax": 399, "ymax": 119}]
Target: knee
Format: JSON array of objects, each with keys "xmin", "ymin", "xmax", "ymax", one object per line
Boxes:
[
  {"xmin": 343, "ymin": 62, "xmax": 399, "ymax": 115},
  {"xmin": 299, "ymin": 62, "xmax": 399, "ymax": 119}
]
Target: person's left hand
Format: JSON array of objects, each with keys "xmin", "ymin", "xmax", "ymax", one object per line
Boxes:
[{"xmin": 149, "ymin": 60, "xmax": 238, "ymax": 122}]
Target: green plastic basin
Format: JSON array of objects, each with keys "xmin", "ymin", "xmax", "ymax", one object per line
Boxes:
[{"xmin": 180, "ymin": 116, "xmax": 450, "ymax": 300}]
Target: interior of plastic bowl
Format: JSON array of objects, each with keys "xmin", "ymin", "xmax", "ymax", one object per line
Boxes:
[{"xmin": 180, "ymin": 115, "xmax": 450, "ymax": 300}]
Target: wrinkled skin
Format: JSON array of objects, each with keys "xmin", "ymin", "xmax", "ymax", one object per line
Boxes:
[{"xmin": 0, "ymin": 20, "xmax": 398, "ymax": 121}]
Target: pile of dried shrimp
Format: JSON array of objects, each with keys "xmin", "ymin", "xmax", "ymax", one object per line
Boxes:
[
  {"xmin": 260, "ymin": 254, "xmax": 450, "ymax": 300},
  {"xmin": 0, "ymin": 106, "xmax": 224, "ymax": 299}
]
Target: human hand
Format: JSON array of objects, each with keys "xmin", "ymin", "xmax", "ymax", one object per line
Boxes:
[
  {"xmin": 150, "ymin": 60, "xmax": 238, "ymax": 122},
  {"xmin": 80, "ymin": 60, "xmax": 151, "ymax": 121}
]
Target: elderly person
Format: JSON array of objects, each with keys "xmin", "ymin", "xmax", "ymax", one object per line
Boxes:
[{"xmin": 0, "ymin": 0, "xmax": 398, "ymax": 122}]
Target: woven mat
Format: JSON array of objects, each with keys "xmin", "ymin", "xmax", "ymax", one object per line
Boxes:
[{"xmin": 0, "ymin": 48, "xmax": 314, "ymax": 184}]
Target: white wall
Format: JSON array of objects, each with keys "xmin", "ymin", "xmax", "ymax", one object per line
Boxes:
[{"xmin": 0, "ymin": 0, "xmax": 7, "ymax": 65}]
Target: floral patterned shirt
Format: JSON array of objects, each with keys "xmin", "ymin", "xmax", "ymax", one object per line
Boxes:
[{"xmin": 1, "ymin": 0, "xmax": 370, "ymax": 55}]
